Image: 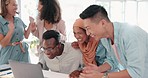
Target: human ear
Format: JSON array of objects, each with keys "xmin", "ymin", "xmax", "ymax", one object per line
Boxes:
[{"xmin": 101, "ymin": 19, "xmax": 106, "ymax": 28}]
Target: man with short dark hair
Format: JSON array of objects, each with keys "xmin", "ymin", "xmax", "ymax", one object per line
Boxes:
[
  {"xmin": 79, "ymin": 5, "xmax": 148, "ymax": 78},
  {"xmin": 39, "ymin": 30, "xmax": 83, "ymax": 74}
]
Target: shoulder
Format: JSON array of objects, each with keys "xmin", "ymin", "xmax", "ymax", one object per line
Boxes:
[
  {"xmin": 14, "ymin": 17, "xmax": 21, "ymax": 20},
  {"xmin": 0, "ymin": 15, "xmax": 3, "ymax": 21},
  {"xmin": 114, "ymin": 22, "xmax": 147, "ymax": 45},
  {"xmin": 14, "ymin": 17, "xmax": 23, "ymax": 23},
  {"xmin": 113, "ymin": 22, "xmax": 136, "ymax": 39},
  {"xmin": 0, "ymin": 15, "xmax": 7, "ymax": 25},
  {"xmin": 63, "ymin": 42, "xmax": 81, "ymax": 54},
  {"xmin": 14, "ymin": 17, "xmax": 22, "ymax": 21},
  {"xmin": 54, "ymin": 19, "xmax": 65, "ymax": 27},
  {"xmin": 58, "ymin": 19, "xmax": 65, "ymax": 24}
]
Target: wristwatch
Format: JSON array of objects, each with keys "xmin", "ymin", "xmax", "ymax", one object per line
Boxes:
[{"xmin": 102, "ymin": 73, "xmax": 108, "ymax": 78}]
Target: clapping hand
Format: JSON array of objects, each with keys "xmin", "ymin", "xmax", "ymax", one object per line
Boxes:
[
  {"xmin": 79, "ymin": 63, "xmax": 102, "ymax": 78},
  {"xmin": 29, "ymin": 16, "xmax": 34, "ymax": 23},
  {"xmin": 29, "ymin": 16, "xmax": 36, "ymax": 32}
]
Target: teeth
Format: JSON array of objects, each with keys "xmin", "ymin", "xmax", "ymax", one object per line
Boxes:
[{"xmin": 78, "ymin": 39, "xmax": 82, "ymax": 41}]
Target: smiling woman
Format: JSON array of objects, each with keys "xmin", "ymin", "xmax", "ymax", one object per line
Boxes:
[{"xmin": 0, "ymin": 0, "xmax": 34, "ymax": 65}]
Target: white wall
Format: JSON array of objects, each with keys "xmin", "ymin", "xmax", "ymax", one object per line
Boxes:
[{"xmin": 59, "ymin": 0, "xmax": 95, "ymax": 42}]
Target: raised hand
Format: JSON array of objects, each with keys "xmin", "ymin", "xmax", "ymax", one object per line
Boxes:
[
  {"xmin": 29, "ymin": 16, "xmax": 34, "ymax": 23},
  {"xmin": 8, "ymin": 22, "xmax": 15, "ymax": 33},
  {"xmin": 30, "ymin": 22, "xmax": 36, "ymax": 32}
]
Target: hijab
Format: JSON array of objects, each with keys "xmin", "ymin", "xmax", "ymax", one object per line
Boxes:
[{"xmin": 73, "ymin": 18, "xmax": 99, "ymax": 66}]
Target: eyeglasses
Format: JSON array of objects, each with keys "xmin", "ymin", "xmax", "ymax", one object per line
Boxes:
[{"xmin": 40, "ymin": 45, "xmax": 57, "ymax": 52}]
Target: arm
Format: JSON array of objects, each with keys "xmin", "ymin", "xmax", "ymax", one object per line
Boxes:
[
  {"xmin": 68, "ymin": 49, "xmax": 83, "ymax": 74},
  {"xmin": 80, "ymin": 63, "xmax": 131, "ymax": 78},
  {"xmin": 121, "ymin": 28, "xmax": 146, "ymax": 78},
  {"xmin": 69, "ymin": 53, "xmax": 83, "ymax": 78},
  {"xmin": 24, "ymin": 22, "xmax": 34, "ymax": 39},
  {"xmin": 38, "ymin": 52, "xmax": 49, "ymax": 70},
  {"xmin": 31, "ymin": 16, "xmax": 44, "ymax": 39},
  {"xmin": 80, "ymin": 69, "xmax": 131, "ymax": 78},
  {"xmin": 0, "ymin": 22, "xmax": 14, "ymax": 47},
  {"xmin": 82, "ymin": 63, "xmax": 111, "ymax": 73}
]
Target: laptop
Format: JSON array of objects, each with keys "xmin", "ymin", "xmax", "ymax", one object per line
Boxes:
[{"xmin": 9, "ymin": 60, "xmax": 48, "ymax": 78}]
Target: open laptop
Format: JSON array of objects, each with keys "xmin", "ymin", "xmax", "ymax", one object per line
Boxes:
[{"xmin": 9, "ymin": 60, "xmax": 48, "ymax": 78}]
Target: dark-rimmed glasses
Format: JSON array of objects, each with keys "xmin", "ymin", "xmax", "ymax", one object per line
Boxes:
[{"xmin": 40, "ymin": 45, "xmax": 57, "ymax": 52}]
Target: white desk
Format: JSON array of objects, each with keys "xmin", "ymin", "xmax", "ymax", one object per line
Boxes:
[
  {"xmin": 0, "ymin": 64, "xmax": 69, "ymax": 78},
  {"xmin": 43, "ymin": 70, "xmax": 69, "ymax": 78},
  {"xmin": 0, "ymin": 70, "xmax": 69, "ymax": 78}
]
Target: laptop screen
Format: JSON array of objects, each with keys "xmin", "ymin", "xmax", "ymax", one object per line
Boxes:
[{"xmin": 9, "ymin": 60, "xmax": 44, "ymax": 78}]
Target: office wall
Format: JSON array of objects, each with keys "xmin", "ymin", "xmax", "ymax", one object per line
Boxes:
[{"xmin": 59, "ymin": 0, "xmax": 95, "ymax": 42}]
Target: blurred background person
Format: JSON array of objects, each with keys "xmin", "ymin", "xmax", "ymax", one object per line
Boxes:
[
  {"xmin": 0, "ymin": 0, "xmax": 33, "ymax": 65},
  {"xmin": 30, "ymin": 0, "xmax": 66, "ymax": 61}
]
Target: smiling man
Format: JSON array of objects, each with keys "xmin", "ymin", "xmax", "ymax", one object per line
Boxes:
[
  {"xmin": 38, "ymin": 30, "xmax": 83, "ymax": 74},
  {"xmin": 79, "ymin": 5, "xmax": 148, "ymax": 78}
]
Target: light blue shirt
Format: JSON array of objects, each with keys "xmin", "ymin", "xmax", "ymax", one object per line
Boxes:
[
  {"xmin": 0, "ymin": 16, "xmax": 29, "ymax": 65},
  {"xmin": 95, "ymin": 41, "xmax": 107, "ymax": 66},
  {"xmin": 98, "ymin": 22, "xmax": 148, "ymax": 78}
]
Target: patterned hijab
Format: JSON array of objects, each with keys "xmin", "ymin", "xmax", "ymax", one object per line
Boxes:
[{"xmin": 73, "ymin": 18, "xmax": 98, "ymax": 66}]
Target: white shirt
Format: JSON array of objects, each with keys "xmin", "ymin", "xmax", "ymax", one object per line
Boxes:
[{"xmin": 40, "ymin": 42, "xmax": 83, "ymax": 74}]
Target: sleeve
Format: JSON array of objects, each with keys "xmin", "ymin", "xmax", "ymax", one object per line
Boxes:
[
  {"xmin": 123, "ymin": 28, "xmax": 147, "ymax": 78},
  {"xmin": 104, "ymin": 55, "xmax": 118, "ymax": 71},
  {"xmin": 39, "ymin": 53, "xmax": 49, "ymax": 70},
  {"xmin": 68, "ymin": 49, "xmax": 82, "ymax": 74},
  {"xmin": 17, "ymin": 17, "xmax": 27, "ymax": 29},
  {"xmin": 56, "ymin": 20, "xmax": 67, "ymax": 42},
  {"xmin": 96, "ymin": 41, "xmax": 107, "ymax": 66},
  {"xmin": 0, "ymin": 23, "xmax": 4, "ymax": 34},
  {"xmin": 0, "ymin": 22, "xmax": 8, "ymax": 36},
  {"xmin": 97, "ymin": 39, "xmax": 118, "ymax": 71}
]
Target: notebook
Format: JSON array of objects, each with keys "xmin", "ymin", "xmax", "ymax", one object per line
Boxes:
[{"xmin": 9, "ymin": 60, "xmax": 48, "ymax": 78}]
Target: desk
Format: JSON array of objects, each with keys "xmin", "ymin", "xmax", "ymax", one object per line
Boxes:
[
  {"xmin": 0, "ymin": 70, "xmax": 69, "ymax": 78},
  {"xmin": 0, "ymin": 64, "xmax": 69, "ymax": 78},
  {"xmin": 43, "ymin": 70, "xmax": 69, "ymax": 78}
]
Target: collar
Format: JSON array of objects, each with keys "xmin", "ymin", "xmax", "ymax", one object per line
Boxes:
[
  {"xmin": 0, "ymin": 15, "xmax": 18, "ymax": 25},
  {"xmin": 113, "ymin": 22, "xmax": 122, "ymax": 45}
]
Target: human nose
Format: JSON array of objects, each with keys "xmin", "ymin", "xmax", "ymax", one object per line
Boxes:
[
  {"xmin": 75, "ymin": 34, "xmax": 80, "ymax": 39},
  {"xmin": 44, "ymin": 50, "xmax": 51, "ymax": 55},
  {"xmin": 86, "ymin": 30, "xmax": 90, "ymax": 36}
]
